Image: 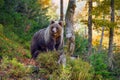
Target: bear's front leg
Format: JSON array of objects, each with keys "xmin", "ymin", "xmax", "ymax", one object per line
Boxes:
[
  {"xmin": 47, "ymin": 40, "xmax": 56, "ymax": 51},
  {"xmin": 32, "ymin": 50, "xmax": 40, "ymax": 59}
]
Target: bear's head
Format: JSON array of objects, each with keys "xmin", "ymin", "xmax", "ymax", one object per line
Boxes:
[{"xmin": 49, "ymin": 20, "xmax": 63, "ymax": 39}]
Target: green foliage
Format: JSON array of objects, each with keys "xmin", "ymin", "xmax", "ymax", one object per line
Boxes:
[
  {"xmin": 0, "ymin": 0, "xmax": 50, "ymax": 60},
  {"xmin": 92, "ymin": 0, "xmax": 110, "ymax": 16},
  {"xmin": 0, "ymin": 24, "xmax": 3, "ymax": 33},
  {"xmin": 0, "ymin": 0, "xmax": 4, "ymax": 8},
  {"xmin": 115, "ymin": 0, "xmax": 120, "ymax": 9},
  {"xmin": 0, "ymin": 0, "xmax": 50, "ymax": 44},
  {"xmin": 0, "ymin": 12, "xmax": 14, "ymax": 25},
  {"xmin": 36, "ymin": 51, "xmax": 59, "ymax": 79},
  {"xmin": 0, "ymin": 33, "xmax": 18, "ymax": 58},
  {"xmin": 92, "ymin": 0, "xmax": 119, "ymax": 30},
  {"xmin": 57, "ymin": 66, "xmax": 71, "ymax": 80},
  {"xmin": 0, "ymin": 2, "xmax": 50, "ymax": 77},
  {"xmin": 36, "ymin": 52, "xmax": 93, "ymax": 80},
  {"xmin": 93, "ymin": 19, "xmax": 117, "ymax": 29},
  {"xmin": 75, "ymin": 33, "xmax": 88, "ymax": 57},
  {"xmin": 0, "ymin": 0, "xmax": 119, "ymax": 80},
  {"xmin": 0, "ymin": 57, "xmax": 32, "ymax": 79},
  {"xmin": 113, "ymin": 53, "xmax": 120, "ymax": 79},
  {"xmin": 89, "ymin": 53, "xmax": 111, "ymax": 80},
  {"xmin": 67, "ymin": 57, "xmax": 93, "ymax": 80},
  {"xmin": 0, "ymin": 31, "xmax": 30, "ymax": 59}
]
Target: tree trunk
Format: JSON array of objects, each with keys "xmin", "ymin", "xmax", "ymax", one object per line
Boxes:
[
  {"xmin": 60, "ymin": 0, "xmax": 63, "ymax": 21},
  {"xmin": 98, "ymin": 26, "xmax": 104, "ymax": 53},
  {"xmin": 88, "ymin": 0, "xmax": 92, "ymax": 56},
  {"xmin": 108, "ymin": 0, "xmax": 114, "ymax": 70},
  {"xmin": 98, "ymin": 15, "xmax": 105, "ymax": 53},
  {"xmin": 65, "ymin": 0, "xmax": 76, "ymax": 55}
]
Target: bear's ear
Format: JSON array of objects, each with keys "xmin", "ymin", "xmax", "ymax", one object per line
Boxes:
[
  {"xmin": 50, "ymin": 20, "xmax": 55, "ymax": 24},
  {"xmin": 58, "ymin": 21, "xmax": 63, "ymax": 27}
]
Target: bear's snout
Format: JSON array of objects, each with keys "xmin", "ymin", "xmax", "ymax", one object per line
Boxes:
[{"xmin": 52, "ymin": 27, "xmax": 57, "ymax": 33}]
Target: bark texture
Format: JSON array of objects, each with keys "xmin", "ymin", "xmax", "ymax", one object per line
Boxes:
[
  {"xmin": 65, "ymin": 0, "xmax": 76, "ymax": 55},
  {"xmin": 98, "ymin": 26, "xmax": 104, "ymax": 53},
  {"xmin": 108, "ymin": 0, "xmax": 114, "ymax": 70},
  {"xmin": 98, "ymin": 15, "xmax": 105, "ymax": 53},
  {"xmin": 88, "ymin": 0, "xmax": 92, "ymax": 56},
  {"xmin": 60, "ymin": 0, "xmax": 63, "ymax": 21}
]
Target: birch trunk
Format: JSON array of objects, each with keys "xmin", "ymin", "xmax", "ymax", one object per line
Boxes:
[{"xmin": 65, "ymin": 0, "xmax": 76, "ymax": 55}]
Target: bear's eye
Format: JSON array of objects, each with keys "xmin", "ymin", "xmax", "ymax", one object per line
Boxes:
[
  {"xmin": 51, "ymin": 26, "xmax": 54, "ymax": 30},
  {"xmin": 51, "ymin": 26, "xmax": 54, "ymax": 28}
]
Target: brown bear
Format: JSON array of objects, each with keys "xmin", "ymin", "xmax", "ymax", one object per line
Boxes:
[{"xmin": 30, "ymin": 20, "xmax": 64, "ymax": 59}]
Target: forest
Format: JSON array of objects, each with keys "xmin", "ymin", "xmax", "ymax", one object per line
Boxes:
[{"xmin": 0, "ymin": 0, "xmax": 120, "ymax": 80}]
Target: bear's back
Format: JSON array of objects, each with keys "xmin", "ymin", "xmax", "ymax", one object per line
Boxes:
[
  {"xmin": 31, "ymin": 28, "xmax": 47, "ymax": 51},
  {"xmin": 33, "ymin": 28, "xmax": 46, "ymax": 41}
]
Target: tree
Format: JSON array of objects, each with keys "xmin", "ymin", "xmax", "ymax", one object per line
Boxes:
[
  {"xmin": 60, "ymin": 0, "xmax": 63, "ymax": 21},
  {"xmin": 108, "ymin": 0, "xmax": 114, "ymax": 70},
  {"xmin": 98, "ymin": 15, "xmax": 105, "ymax": 53},
  {"xmin": 88, "ymin": 0, "xmax": 92, "ymax": 56},
  {"xmin": 0, "ymin": 0, "xmax": 50, "ymax": 42},
  {"xmin": 65, "ymin": 0, "xmax": 76, "ymax": 55}
]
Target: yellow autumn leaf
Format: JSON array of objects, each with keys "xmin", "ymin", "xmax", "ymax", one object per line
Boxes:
[{"xmin": 37, "ymin": 0, "xmax": 51, "ymax": 8}]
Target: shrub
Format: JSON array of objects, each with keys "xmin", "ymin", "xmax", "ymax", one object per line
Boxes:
[
  {"xmin": 36, "ymin": 51, "xmax": 60, "ymax": 79},
  {"xmin": 75, "ymin": 33, "xmax": 88, "ymax": 56},
  {"xmin": 0, "ymin": 0, "xmax": 4, "ymax": 8},
  {"xmin": 74, "ymin": 33, "xmax": 88, "ymax": 61},
  {"xmin": 0, "ymin": 34, "xmax": 25, "ymax": 59},
  {"xmin": 0, "ymin": 24, "xmax": 3, "ymax": 33},
  {"xmin": 113, "ymin": 53, "xmax": 120, "ymax": 80},
  {"xmin": 0, "ymin": 57, "xmax": 32, "ymax": 79},
  {"xmin": 89, "ymin": 53, "xmax": 110, "ymax": 80},
  {"xmin": 67, "ymin": 57, "xmax": 93, "ymax": 80},
  {"xmin": 36, "ymin": 51, "xmax": 93, "ymax": 80}
]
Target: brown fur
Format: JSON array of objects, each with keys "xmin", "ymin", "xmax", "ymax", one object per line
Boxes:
[{"xmin": 30, "ymin": 21, "xmax": 64, "ymax": 59}]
